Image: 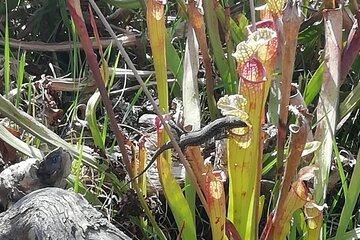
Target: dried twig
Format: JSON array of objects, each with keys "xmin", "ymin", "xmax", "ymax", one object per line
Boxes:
[
  {"xmin": 0, "ymin": 36, "xmax": 139, "ymax": 52},
  {"xmin": 88, "ymin": 0, "xmax": 209, "ymax": 214}
]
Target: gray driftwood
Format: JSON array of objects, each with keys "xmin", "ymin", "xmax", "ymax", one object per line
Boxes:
[{"xmin": 0, "ymin": 187, "xmax": 131, "ymax": 240}]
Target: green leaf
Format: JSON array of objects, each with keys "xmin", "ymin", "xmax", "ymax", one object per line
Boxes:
[
  {"xmin": 86, "ymin": 91, "xmax": 105, "ymax": 151},
  {"xmin": 166, "ymin": 32, "xmax": 183, "ymax": 97},
  {"xmin": 304, "ymin": 62, "xmax": 324, "ymax": 105},
  {"xmin": 335, "ymin": 151, "xmax": 360, "ymax": 239},
  {"xmin": 339, "ymin": 82, "xmax": 360, "ymax": 119},
  {"xmin": 4, "ymin": 1, "xmax": 10, "ymax": 97},
  {"xmin": 16, "ymin": 51, "xmax": 26, "ymax": 108},
  {"xmin": 0, "ymin": 124, "xmax": 42, "ymax": 159}
]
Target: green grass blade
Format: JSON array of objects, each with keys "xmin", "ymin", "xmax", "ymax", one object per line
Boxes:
[
  {"xmin": 262, "ymin": 153, "xmax": 277, "ymax": 175},
  {"xmin": 0, "ymin": 124, "xmax": 42, "ymax": 159},
  {"xmin": 15, "ymin": 51, "xmax": 26, "ymax": 108},
  {"xmin": 304, "ymin": 62, "xmax": 324, "ymax": 105},
  {"xmin": 86, "ymin": 91, "xmax": 105, "ymax": 151},
  {"xmin": 4, "ymin": 1, "xmax": 10, "ymax": 97},
  {"xmin": 203, "ymin": 0, "xmax": 234, "ymax": 94},
  {"xmin": 27, "ymin": 77, "xmax": 33, "ymax": 114},
  {"xmin": 339, "ymin": 82, "xmax": 360, "ymax": 119},
  {"xmin": 166, "ymin": 33, "xmax": 183, "ymax": 96},
  {"xmin": 335, "ymin": 150, "xmax": 360, "ymax": 239},
  {"xmin": 73, "ymin": 129, "xmax": 84, "ymax": 193},
  {"xmin": 321, "ymin": 97, "xmax": 349, "ymax": 197}
]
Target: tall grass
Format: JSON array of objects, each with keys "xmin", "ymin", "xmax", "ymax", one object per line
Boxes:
[
  {"xmin": 4, "ymin": 1, "xmax": 10, "ymax": 97},
  {"xmin": 15, "ymin": 52, "xmax": 26, "ymax": 108}
]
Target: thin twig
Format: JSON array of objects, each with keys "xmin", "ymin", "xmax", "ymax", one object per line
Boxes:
[
  {"xmin": 0, "ymin": 36, "xmax": 139, "ymax": 52},
  {"xmin": 249, "ymin": 0, "xmax": 256, "ymax": 31},
  {"xmin": 67, "ymin": 1, "xmax": 132, "ymax": 173},
  {"xmin": 88, "ymin": 0, "xmax": 209, "ymax": 214}
]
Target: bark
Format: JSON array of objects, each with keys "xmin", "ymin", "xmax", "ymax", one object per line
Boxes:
[{"xmin": 0, "ymin": 187, "xmax": 131, "ymax": 240}]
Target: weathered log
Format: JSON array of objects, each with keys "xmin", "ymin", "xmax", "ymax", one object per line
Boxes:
[{"xmin": 0, "ymin": 187, "xmax": 131, "ymax": 240}]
